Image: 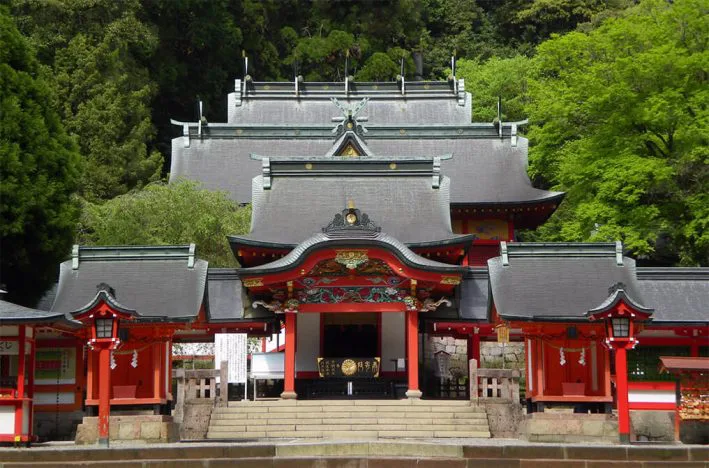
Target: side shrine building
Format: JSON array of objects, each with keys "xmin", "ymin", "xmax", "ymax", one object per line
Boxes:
[{"xmin": 1, "ymin": 78, "xmax": 706, "ymax": 444}]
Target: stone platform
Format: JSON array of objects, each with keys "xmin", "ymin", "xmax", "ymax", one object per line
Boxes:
[
  {"xmin": 75, "ymin": 415, "xmax": 179, "ymax": 445},
  {"xmin": 0, "ymin": 440, "xmax": 706, "ymax": 467},
  {"xmin": 524, "ymin": 412, "xmax": 619, "ymax": 444}
]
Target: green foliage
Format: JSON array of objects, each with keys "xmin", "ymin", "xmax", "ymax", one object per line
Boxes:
[
  {"xmin": 526, "ymin": 0, "xmax": 709, "ymax": 265},
  {"xmin": 12, "ymin": 0, "xmax": 162, "ymax": 201},
  {"xmin": 0, "ymin": 9, "xmax": 82, "ymax": 306},
  {"xmin": 456, "ymin": 55, "xmax": 531, "ymax": 121},
  {"xmin": 77, "ymin": 180, "xmax": 251, "ymax": 267},
  {"xmin": 356, "ymin": 52, "xmax": 398, "ymax": 81}
]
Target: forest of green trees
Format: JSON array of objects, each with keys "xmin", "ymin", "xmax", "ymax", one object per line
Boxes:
[{"xmin": 1, "ymin": 0, "xmax": 707, "ymax": 306}]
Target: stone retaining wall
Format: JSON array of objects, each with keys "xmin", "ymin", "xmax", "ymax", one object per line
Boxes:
[
  {"xmin": 0, "ymin": 441, "xmax": 706, "ymax": 467},
  {"xmin": 523, "ymin": 412, "xmax": 618, "ymax": 443},
  {"xmin": 75, "ymin": 415, "xmax": 179, "ymax": 445}
]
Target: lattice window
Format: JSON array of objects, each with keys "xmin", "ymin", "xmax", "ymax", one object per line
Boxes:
[{"xmin": 628, "ymin": 346, "xmax": 689, "ymax": 381}]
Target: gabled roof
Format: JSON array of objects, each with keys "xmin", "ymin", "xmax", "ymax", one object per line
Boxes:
[
  {"xmin": 325, "ymin": 131, "xmax": 374, "ymax": 157},
  {"xmin": 51, "ymin": 245, "xmax": 208, "ymax": 323},
  {"xmin": 170, "ymin": 79, "xmax": 562, "ymax": 208},
  {"xmin": 233, "ymin": 156, "xmax": 466, "ymax": 247},
  {"xmin": 0, "ymin": 299, "xmax": 79, "ymax": 327},
  {"xmin": 206, "ymin": 269, "xmax": 275, "ymax": 323},
  {"xmin": 227, "ymin": 80, "xmax": 471, "ymax": 126},
  {"xmin": 636, "ymin": 268, "xmax": 709, "ymax": 324},
  {"xmin": 488, "ymin": 242, "xmax": 644, "ymax": 322}
]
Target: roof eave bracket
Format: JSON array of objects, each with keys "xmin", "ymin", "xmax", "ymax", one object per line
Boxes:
[
  {"xmin": 501, "ymin": 241, "xmax": 509, "ymax": 266},
  {"xmin": 616, "ymin": 241, "xmax": 623, "ymax": 266},
  {"xmin": 457, "ymin": 79, "xmax": 466, "ymax": 106},
  {"xmin": 432, "ymin": 157, "xmax": 442, "ymax": 189},
  {"xmin": 234, "ymin": 79, "xmax": 242, "ymax": 107},
  {"xmin": 262, "ymin": 158, "xmax": 271, "ymax": 189},
  {"xmin": 182, "ymin": 123, "xmax": 190, "ymax": 148}
]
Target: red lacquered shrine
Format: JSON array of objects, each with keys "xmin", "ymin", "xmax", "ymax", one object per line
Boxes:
[{"xmin": 1, "ymin": 77, "xmax": 706, "ymax": 443}]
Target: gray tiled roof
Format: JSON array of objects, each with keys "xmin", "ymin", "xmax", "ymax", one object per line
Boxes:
[
  {"xmin": 169, "ymin": 138, "xmax": 333, "ymax": 203},
  {"xmin": 367, "ymin": 137, "xmax": 563, "ymax": 205},
  {"xmin": 227, "ymin": 95, "xmax": 472, "ymax": 126},
  {"xmin": 636, "ymin": 268, "xmax": 709, "ymax": 324},
  {"xmin": 51, "ymin": 248, "xmax": 208, "ymax": 322},
  {"xmin": 206, "ymin": 269, "xmax": 244, "ymax": 322},
  {"xmin": 169, "ymin": 136, "xmax": 562, "ymax": 206},
  {"xmin": 243, "ymin": 175, "xmax": 462, "ymax": 246},
  {"xmin": 459, "ymin": 269, "xmax": 489, "ymax": 321},
  {"xmin": 0, "ymin": 299, "xmax": 76, "ymax": 325},
  {"xmin": 488, "ymin": 243, "xmax": 643, "ymax": 322}
]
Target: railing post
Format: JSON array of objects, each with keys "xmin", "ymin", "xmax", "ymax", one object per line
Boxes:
[
  {"xmin": 511, "ymin": 370, "xmax": 521, "ymax": 403},
  {"xmin": 469, "ymin": 359, "xmax": 478, "ymax": 403},
  {"xmin": 173, "ymin": 369, "xmax": 185, "ymax": 424},
  {"xmin": 219, "ymin": 361, "xmax": 228, "ymax": 407}
]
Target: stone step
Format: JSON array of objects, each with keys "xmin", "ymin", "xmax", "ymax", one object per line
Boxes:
[
  {"xmin": 210, "ymin": 412, "xmax": 488, "ymax": 423},
  {"xmin": 207, "ymin": 400, "xmax": 492, "ymax": 440},
  {"xmin": 226, "ymin": 399, "xmax": 475, "ymax": 407},
  {"xmin": 212, "ymin": 407, "xmax": 487, "ymax": 417},
  {"xmin": 208, "ymin": 420, "xmax": 491, "ymax": 433},
  {"xmin": 210, "ymin": 415, "xmax": 488, "ymax": 424},
  {"xmin": 207, "ymin": 429, "xmax": 492, "ymax": 440}
]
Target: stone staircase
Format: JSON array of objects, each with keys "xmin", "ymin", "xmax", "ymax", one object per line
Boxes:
[{"xmin": 206, "ymin": 399, "xmax": 491, "ymax": 439}]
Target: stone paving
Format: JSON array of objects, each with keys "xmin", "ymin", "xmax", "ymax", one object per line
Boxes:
[{"xmin": 0, "ymin": 439, "xmax": 705, "ymax": 467}]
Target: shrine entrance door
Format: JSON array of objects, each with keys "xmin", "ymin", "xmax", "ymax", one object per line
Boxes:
[{"xmin": 322, "ymin": 313, "xmax": 378, "ymax": 358}]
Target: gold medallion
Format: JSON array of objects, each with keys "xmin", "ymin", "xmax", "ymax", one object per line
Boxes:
[{"xmin": 341, "ymin": 359, "xmax": 357, "ymax": 376}]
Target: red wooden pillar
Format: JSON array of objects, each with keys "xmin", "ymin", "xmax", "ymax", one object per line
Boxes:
[
  {"xmin": 614, "ymin": 347, "xmax": 630, "ymax": 443},
  {"xmin": 97, "ymin": 348, "xmax": 111, "ymax": 446},
  {"xmin": 153, "ymin": 342, "xmax": 162, "ymax": 401},
  {"xmin": 467, "ymin": 332, "xmax": 480, "ymax": 363},
  {"xmin": 26, "ymin": 333, "xmax": 35, "ymax": 440},
  {"xmin": 405, "ymin": 310, "xmax": 421, "ymax": 398},
  {"xmin": 14, "ymin": 326, "xmax": 26, "ymax": 440},
  {"xmin": 281, "ymin": 312, "xmax": 297, "ymax": 399}
]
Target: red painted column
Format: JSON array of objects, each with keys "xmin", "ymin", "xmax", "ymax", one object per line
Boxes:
[
  {"xmin": 614, "ymin": 347, "xmax": 630, "ymax": 443},
  {"xmin": 27, "ymin": 335, "xmax": 35, "ymax": 441},
  {"xmin": 281, "ymin": 312, "xmax": 297, "ymax": 399},
  {"xmin": 14, "ymin": 326, "xmax": 26, "ymax": 440},
  {"xmin": 471, "ymin": 332, "xmax": 480, "ymax": 363},
  {"xmin": 97, "ymin": 348, "xmax": 111, "ymax": 446},
  {"xmin": 405, "ymin": 310, "xmax": 421, "ymax": 398}
]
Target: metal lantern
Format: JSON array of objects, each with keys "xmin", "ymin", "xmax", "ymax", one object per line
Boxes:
[
  {"xmin": 610, "ymin": 317, "xmax": 630, "ymax": 338},
  {"xmin": 95, "ymin": 317, "xmax": 115, "ymax": 339}
]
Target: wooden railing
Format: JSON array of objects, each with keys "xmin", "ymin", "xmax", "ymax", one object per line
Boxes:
[
  {"xmin": 468, "ymin": 359, "xmax": 521, "ymax": 403},
  {"xmin": 173, "ymin": 361, "xmax": 227, "ymax": 424}
]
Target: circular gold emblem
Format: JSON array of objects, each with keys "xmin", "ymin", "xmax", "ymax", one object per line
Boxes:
[
  {"xmin": 341, "ymin": 359, "xmax": 357, "ymax": 376},
  {"xmin": 346, "ymin": 213, "xmax": 358, "ymax": 225}
]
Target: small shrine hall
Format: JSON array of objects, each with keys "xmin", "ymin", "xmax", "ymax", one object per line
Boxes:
[{"xmin": 0, "ymin": 76, "xmax": 706, "ymax": 444}]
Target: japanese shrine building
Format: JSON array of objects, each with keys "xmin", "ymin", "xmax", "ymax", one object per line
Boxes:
[{"xmin": 1, "ymin": 77, "xmax": 706, "ymax": 443}]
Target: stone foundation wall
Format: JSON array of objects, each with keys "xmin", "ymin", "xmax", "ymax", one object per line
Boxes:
[
  {"xmin": 523, "ymin": 412, "xmax": 618, "ymax": 443},
  {"xmin": 480, "ymin": 342, "xmax": 524, "ymax": 369},
  {"xmin": 424, "ymin": 337, "xmax": 525, "ymax": 369},
  {"xmin": 631, "ymin": 410, "xmax": 674, "ymax": 442},
  {"xmin": 75, "ymin": 415, "xmax": 179, "ymax": 445},
  {"xmin": 34, "ymin": 410, "xmax": 84, "ymax": 441},
  {"xmin": 179, "ymin": 401, "xmax": 214, "ymax": 440},
  {"xmin": 483, "ymin": 402, "xmax": 525, "ymax": 438}
]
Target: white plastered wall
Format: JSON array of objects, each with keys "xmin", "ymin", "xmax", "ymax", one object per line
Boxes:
[
  {"xmin": 296, "ymin": 313, "xmax": 320, "ymax": 372},
  {"xmin": 381, "ymin": 312, "xmax": 405, "ymax": 372}
]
